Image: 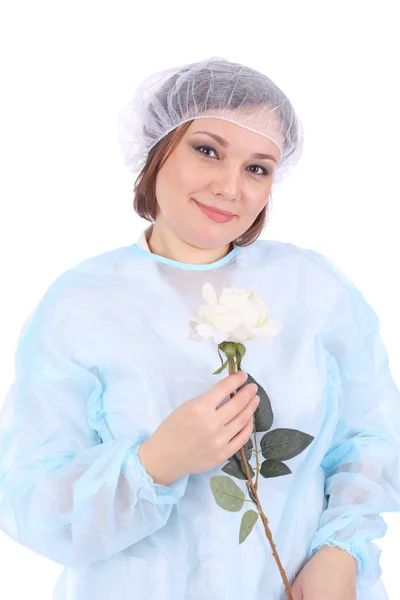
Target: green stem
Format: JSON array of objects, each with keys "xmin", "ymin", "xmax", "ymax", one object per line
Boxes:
[
  {"xmin": 253, "ymin": 427, "xmax": 260, "ymax": 491},
  {"xmin": 227, "ymin": 355, "xmax": 293, "ymax": 600}
]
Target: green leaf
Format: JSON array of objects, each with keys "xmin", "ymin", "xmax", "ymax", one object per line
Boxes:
[
  {"xmin": 235, "ymin": 345, "xmax": 246, "ymax": 371},
  {"xmin": 236, "ymin": 349, "xmax": 243, "ymax": 371},
  {"xmin": 222, "ymin": 458, "xmax": 255, "ymax": 480},
  {"xmin": 228, "ymin": 437, "xmax": 253, "ymax": 463},
  {"xmin": 219, "ymin": 342, "xmax": 237, "ymax": 359},
  {"xmin": 235, "ymin": 373, "xmax": 273, "ymax": 432},
  {"xmin": 210, "ymin": 476, "xmax": 245, "ymax": 512},
  {"xmin": 236, "ymin": 343, "xmax": 246, "ymax": 358},
  {"xmin": 260, "ymin": 458, "xmax": 292, "ymax": 479},
  {"xmin": 243, "ymin": 437, "xmax": 253, "ymax": 450},
  {"xmin": 213, "ymin": 359, "xmax": 229, "ymax": 375},
  {"xmin": 224, "ymin": 438, "xmax": 255, "ymax": 479},
  {"xmin": 260, "ymin": 428, "xmax": 314, "ymax": 461},
  {"xmin": 246, "ymin": 481, "xmax": 258, "ymax": 505},
  {"xmin": 217, "ymin": 345, "xmax": 224, "ymax": 367},
  {"xmin": 239, "ymin": 510, "xmax": 259, "ymax": 544}
]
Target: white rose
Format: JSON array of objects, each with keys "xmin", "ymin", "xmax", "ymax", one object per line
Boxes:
[{"xmin": 188, "ymin": 282, "xmax": 283, "ymax": 344}]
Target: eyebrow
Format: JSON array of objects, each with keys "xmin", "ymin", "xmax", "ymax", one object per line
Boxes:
[{"xmin": 192, "ymin": 130, "xmax": 278, "ymax": 164}]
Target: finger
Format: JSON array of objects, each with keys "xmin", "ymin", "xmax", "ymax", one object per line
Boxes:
[
  {"xmin": 224, "ymin": 394, "xmax": 259, "ymax": 438},
  {"xmin": 219, "ymin": 383, "xmax": 258, "ymax": 426},
  {"xmin": 206, "ymin": 370, "xmax": 248, "ymax": 409},
  {"xmin": 226, "ymin": 414, "xmax": 254, "ymax": 454}
]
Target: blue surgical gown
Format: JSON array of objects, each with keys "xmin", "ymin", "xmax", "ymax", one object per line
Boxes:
[{"xmin": 0, "ymin": 227, "xmax": 399, "ymax": 600}]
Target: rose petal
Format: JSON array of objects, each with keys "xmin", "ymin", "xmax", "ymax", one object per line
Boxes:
[
  {"xmin": 194, "ymin": 322, "xmax": 228, "ymax": 344},
  {"xmin": 202, "ymin": 282, "xmax": 218, "ymax": 305},
  {"xmin": 191, "ymin": 284, "xmax": 282, "ymax": 345}
]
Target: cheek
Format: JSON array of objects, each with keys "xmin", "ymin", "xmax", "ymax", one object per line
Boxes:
[
  {"xmin": 156, "ymin": 158, "xmax": 202, "ymax": 202},
  {"xmin": 155, "ymin": 169, "xmax": 179, "ymax": 215},
  {"xmin": 177, "ymin": 158, "xmax": 208, "ymax": 193},
  {"xmin": 242, "ymin": 189, "xmax": 269, "ymax": 215}
]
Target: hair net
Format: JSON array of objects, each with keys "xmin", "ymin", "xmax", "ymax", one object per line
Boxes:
[{"xmin": 116, "ymin": 56, "xmax": 304, "ymax": 188}]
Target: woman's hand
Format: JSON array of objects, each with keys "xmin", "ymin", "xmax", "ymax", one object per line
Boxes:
[
  {"xmin": 291, "ymin": 544, "xmax": 357, "ymax": 600},
  {"xmin": 138, "ymin": 370, "xmax": 259, "ymax": 484}
]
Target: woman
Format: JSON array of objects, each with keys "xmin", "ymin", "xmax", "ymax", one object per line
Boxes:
[{"xmin": 0, "ymin": 56, "xmax": 399, "ymax": 600}]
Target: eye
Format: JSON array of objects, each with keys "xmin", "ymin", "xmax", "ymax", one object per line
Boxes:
[
  {"xmin": 193, "ymin": 144, "xmax": 218, "ymax": 158},
  {"xmin": 193, "ymin": 145, "xmax": 271, "ymax": 177},
  {"xmin": 247, "ymin": 164, "xmax": 270, "ymax": 177}
]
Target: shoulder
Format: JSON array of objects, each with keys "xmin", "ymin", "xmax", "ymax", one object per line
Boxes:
[
  {"xmin": 253, "ymin": 239, "xmax": 350, "ymax": 290},
  {"xmin": 19, "ymin": 245, "xmax": 136, "ymax": 336},
  {"xmin": 254, "ymin": 239, "xmax": 380, "ymax": 336},
  {"xmin": 293, "ymin": 244, "xmax": 379, "ymax": 329}
]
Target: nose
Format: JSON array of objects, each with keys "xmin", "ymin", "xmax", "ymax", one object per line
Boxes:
[{"xmin": 210, "ymin": 163, "xmax": 241, "ymax": 200}]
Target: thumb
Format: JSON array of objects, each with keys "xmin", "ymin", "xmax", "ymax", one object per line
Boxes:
[{"xmin": 290, "ymin": 576, "xmax": 303, "ymax": 600}]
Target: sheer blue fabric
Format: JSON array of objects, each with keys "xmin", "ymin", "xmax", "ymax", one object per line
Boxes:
[{"xmin": 0, "ymin": 232, "xmax": 399, "ymax": 600}]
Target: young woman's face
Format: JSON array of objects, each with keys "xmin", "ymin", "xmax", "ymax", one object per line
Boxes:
[{"xmin": 154, "ymin": 116, "xmax": 282, "ymax": 250}]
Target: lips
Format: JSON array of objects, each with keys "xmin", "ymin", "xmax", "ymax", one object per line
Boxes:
[
  {"xmin": 193, "ymin": 199, "xmax": 235, "ymax": 223},
  {"xmin": 193, "ymin": 200, "xmax": 235, "ymax": 217}
]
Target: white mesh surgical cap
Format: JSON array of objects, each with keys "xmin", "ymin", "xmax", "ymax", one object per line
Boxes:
[{"xmin": 116, "ymin": 56, "xmax": 304, "ymax": 188}]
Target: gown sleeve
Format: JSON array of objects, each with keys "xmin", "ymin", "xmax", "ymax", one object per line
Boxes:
[
  {"xmin": 304, "ymin": 250, "xmax": 400, "ymax": 588},
  {"xmin": 0, "ymin": 284, "xmax": 189, "ymax": 568}
]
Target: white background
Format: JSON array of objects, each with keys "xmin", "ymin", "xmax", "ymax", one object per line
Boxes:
[{"xmin": 0, "ymin": 1, "xmax": 399, "ymax": 598}]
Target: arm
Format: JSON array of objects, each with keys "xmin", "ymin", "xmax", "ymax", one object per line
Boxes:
[
  {"xmin": 0, "ymin": 294, "xmax": 189, "ymax": 568},
  {"xmin": 138, "ymin": 438, "xmax": 181, "ymax": 487},
  {"xmin": 305, "ymin": 251, "xmax": 400, "ymax": 588}
]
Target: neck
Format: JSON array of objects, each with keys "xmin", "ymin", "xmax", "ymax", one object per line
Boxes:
[{"xmin": 146, "ymin": 223, "xmax": 234, "ymax": 264}]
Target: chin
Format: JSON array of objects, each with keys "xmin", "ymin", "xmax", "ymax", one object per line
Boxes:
[{"xmin": 193, "ymin": 233, "xmax": 234, "ymax": 250}]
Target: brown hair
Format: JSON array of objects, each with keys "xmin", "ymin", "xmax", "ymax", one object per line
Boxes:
[{"xmin": 133, "ymin": 120, "xmax": 272, "ymax": 247}]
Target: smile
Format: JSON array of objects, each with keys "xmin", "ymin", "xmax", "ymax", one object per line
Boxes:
[{"xmin": 193, "ymin": 200, "xmax": 235, "ymax": 223}]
